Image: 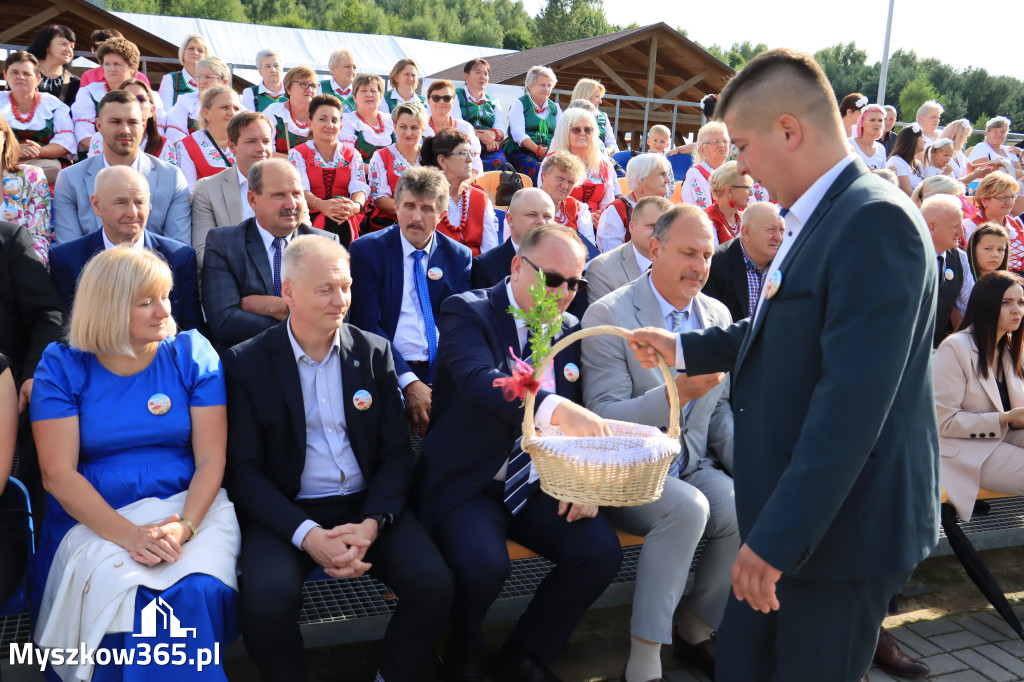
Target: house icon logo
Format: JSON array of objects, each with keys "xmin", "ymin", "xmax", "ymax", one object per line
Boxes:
[{"xmin": 132, "ymin": 597, "xmax": 197, "ymax": 638}]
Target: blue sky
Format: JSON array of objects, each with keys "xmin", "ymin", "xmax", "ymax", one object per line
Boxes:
[{"xmin": 522, "ymin": 0, "xmax": 1022, "ymax": 79}]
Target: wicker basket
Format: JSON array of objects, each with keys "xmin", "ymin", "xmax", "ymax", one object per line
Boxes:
[{"xmin": 522, "ymin": 324, "xmax": 681, "ymax": 507}]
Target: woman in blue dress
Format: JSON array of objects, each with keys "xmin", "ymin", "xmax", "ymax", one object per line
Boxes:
[{"xmin": 30, "ymin": 246, "xmax": 240, "ymax": 681}]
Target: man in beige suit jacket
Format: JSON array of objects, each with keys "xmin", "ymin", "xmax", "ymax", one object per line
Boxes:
[
  {"xmin": 585, "ymin": 196, "xmax": 670, "ymax": 305},
  {"xmin": 192, "ymin": 111, "xmax": 308, "ymax": 268}
]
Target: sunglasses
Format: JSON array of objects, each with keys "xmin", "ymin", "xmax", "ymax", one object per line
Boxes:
[
  {"xmin": 430, "ymin": 94, "xmax": 454, "ymax": 103},
  {"xmin": 570, "ymin": 126, "xmax": 594, "ymax": 135},
  {"xmin": 521, "ymin": 256, "xmax": 587, "ymax": 291}
]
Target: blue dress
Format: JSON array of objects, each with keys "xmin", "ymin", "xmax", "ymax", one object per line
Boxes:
[{"xmin": 30, "ymin": 331, "xmax": 238, "ymax": 681}]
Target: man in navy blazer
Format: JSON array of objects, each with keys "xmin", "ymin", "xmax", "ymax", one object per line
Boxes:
[
  {"xmin": 629, "ymin": 50, "xmax": 938, "ymax": 682},
  {"xmin": 223, "ymin": 236, "xmax": 452, "ymax": 682},
  {"xmin": 202, "ymin": 160, "xmax": 338, "ymax": 350},
  {"xmin": 49, "ymin": 166, "xmax": 201, "ymax": 331},
  {"xmin": 52, "ymin": 90, "xmax": 191, "ymax": 245},
  {"xmin": 417, "ymin": 224, "xmax": 622, "ymax": 682},
  {"xmin": 349, "ymin": 167, "xmax": 472, "ymax": 436},
  {"xmin": 471, "ymin": 188, "xmax": 554, "ymax": 289}
]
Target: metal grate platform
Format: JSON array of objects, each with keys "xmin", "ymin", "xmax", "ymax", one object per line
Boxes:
[
  {"xmin": 0, "ymin": 612, "xmax": 30, "ymax": 662},
  {"xmin": 932, "ymin": 496, "xmax": 1024, "ymax": 557}
]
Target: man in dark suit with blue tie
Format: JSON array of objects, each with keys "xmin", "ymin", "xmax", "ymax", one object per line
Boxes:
[
  {"xmin": 417, "ymin": 223, "xmax": 623, "ymax": 682},
  {"xmin": 630, "ymin": 49, "xmax": 939, "ymax": 682},
  {"xmin": 223, "ymin": 235, "xmax": 452, "ymax": 682},
  {"xmin": 349, "ymin": 167, "xmax": 472, "ymax": 436},
  {"xmin": 49, "ymin": 166, "xmax": 202, "ymax": 331},
  {"xmin": 202, "ymin": 159, "xmax": 338, "ymax": 349}
]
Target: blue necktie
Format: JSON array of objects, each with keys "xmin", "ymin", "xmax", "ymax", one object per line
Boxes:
[
  {"xmin": 272, "ymin": 238, "xmax": 285, "ymax": 297},
  {"xmin": 667, "ymin": 309, "xmax": 695, "ymax": 479},
  {"xmin": 779, "ymin": 207, "xmax": 790, "ymax": 218},
  {"xmin": 412, "ymin": 251, "xmax": 438, "ymax": 366},
  {"xmin": 504, "ymin": 333, "xmax": 538, "ymax": 514}
]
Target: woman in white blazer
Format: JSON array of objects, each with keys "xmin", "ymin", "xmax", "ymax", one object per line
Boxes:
[{"xmin": 935, "ymin": 270, "xmax": 1024, "ymax": 521}]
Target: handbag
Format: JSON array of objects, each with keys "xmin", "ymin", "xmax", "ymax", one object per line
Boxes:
[{"xmin": 495, "ymin": 162, "xmax": 524, "ymax": 206}]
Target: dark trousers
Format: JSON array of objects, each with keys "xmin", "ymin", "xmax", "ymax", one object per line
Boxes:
[
  {"xmin": 0, "ymin": 484, "xmax": 29, "ymax": 610},
  {"xmin": 716, "ymin": 569, "xmax": 909, "ymax": 682},
  {"xmin": 433, "ymin": 482, "xmax": 622, "ymax": 661},
  {"xmin": 239, "ymin": 494, "xmax": 453, "ymax": 682}
]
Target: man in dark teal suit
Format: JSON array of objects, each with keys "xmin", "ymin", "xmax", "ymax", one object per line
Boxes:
[{"xmin": 630, "ymin": 49, "xmax": 939, "ymax": 682}]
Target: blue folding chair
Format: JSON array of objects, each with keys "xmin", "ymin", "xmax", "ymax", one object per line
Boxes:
[
  {"xmin": 0, "ymin": 477, "xmax": 35, "ymax": 616},
  {"xmin": 495, "ymin": 208, "xmax": 507, "ymax": 243},
  {"xmin": 612, "ymin": 150, "xmax": 635, "ymax": 170},
  {"xmin": 668, "ymin": 153, "xmax": 693, "ymax": 181}
]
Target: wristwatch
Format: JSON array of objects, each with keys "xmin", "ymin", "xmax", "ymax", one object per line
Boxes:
[{"xmin": 361, "ymin": 513, "xmax": 393, "ymax": 534}]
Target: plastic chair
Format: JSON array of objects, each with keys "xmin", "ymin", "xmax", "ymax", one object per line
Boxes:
[
  {"xmin": 612, "ymin": 150, "xmax": 635, "ymax": 169},
  {"xmin": 475, "ymin": 170, "xmax": 502, "ymax": 203},
  {"xmin": 0, "ymin": 477, "xmax": 35, "ymax": 617},
  {"xmin": 668, "ymin": 153, "xmax": 693, "ymax": 181},
  {"xmin": 617, "ymin": 177, "xmax": 629, "ymax": 195},
  {"xmin": 495, "ymin": 208, "xmax": 507, "ymax": 243},
  {"xmin": 668, "ymin": 180, "xmax": 683, "ymax": 204}
]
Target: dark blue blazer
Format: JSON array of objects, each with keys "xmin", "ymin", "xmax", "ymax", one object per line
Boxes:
[
  {"xmin": 679, "ymin": 159, "xmax": 939, "ymax": 581},
  {"xmin": 223, "ymin": 322, "xmax": 413, "ymax": 541},
  {"xmin": 202, "ymin": 218, "xmax": 337, "ymax": 349},
  {"xmin": 348, "ymin": 225, "xmax": 472, "ymax": 378},
  {"xmin": 49, "ymin": 229, "xmax": 202, "ymax": 332},
  {"xmin": 415, "ymin": 282, "xmax": 582, "ymax": 533}
]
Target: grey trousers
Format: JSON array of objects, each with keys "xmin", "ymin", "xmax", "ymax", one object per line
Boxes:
[{"xmin": 603, "ymin": 457, "xmax": 739, "ymax": 643}]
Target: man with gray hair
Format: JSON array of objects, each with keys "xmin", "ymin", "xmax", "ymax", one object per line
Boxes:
[
  {"xmin": 704, "ymin": 202, "xmax": 785, "ymax": 321},
  {"xmin": 224, "ymin": 234, "xmax": 453, "ymax": 682},
  {"xmin": 583, "ymin": 204, "xmax": 738, "ymax": 681},
  {"xmin": 202, "ymin": 158, "xmax": 338, "ymax": 349},
  {"xmin": 349, "ymin": 166, "xmax": 473, "ymax": 436},
  {"xmin": 923, "ymin": 193, "xmax": 973, "ymax": 347}
]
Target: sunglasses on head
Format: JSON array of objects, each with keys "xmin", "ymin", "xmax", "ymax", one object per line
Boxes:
[
  {"xmin": 429, "ymin": 94, "xmax": 454, "ymax": 103},
  {"xmin": 521, "ymin": 256, "xmax": 587, "ymax": 291}
]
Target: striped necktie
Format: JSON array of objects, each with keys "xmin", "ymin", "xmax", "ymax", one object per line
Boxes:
[
  {"xmin": 504, "ymin": 334, "xmax": 538, "ymax": 514},
  {"xmin": 667, "ymin": 309, "xmax": 694, "ymax": 479},
  {"xmin": 412, "ymin": 250, "xmax": 438, "ymax": 368}
]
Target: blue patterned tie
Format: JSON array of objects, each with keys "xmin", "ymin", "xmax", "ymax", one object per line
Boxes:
[
  {"xmin": 272, "ymin": 238, "xmax": 286, "ymax": 297},
  {"xmin": 412, "ymin": 251, "xmax": 438, "ymax": 366},
  {"xmin": 667, "ymin": 309, "xmax": 694, "ymax": 479}
]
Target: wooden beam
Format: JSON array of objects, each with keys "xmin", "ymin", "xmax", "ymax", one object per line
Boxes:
[
  {"xmin": 646, "ymin": 35, "xmax": 658, "ymax": 99},
  {"xmin": 593, "ymin": 56, "xmax": 642, "ymax": 98},
  {"xmin": 0, "ymin": 6, "xmax": 60, "ymax": 42},
  {"xmin": 660, "ymin": 69, "xmax": 711, "ymax": 101}
]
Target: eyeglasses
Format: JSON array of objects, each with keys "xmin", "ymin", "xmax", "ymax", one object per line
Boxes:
[
  {"xmin": 294, "ymin": 82, "xmax": 318, "ymax": 92},
  {"xmin": 993, "ymin": 195, "xmax": 1016, "ymax": 204},
  {"xmin": 570, "ymin": 126, "xmax": 594, "ymax": 135},
  {"xmin": 429, "ymin": 94, "xmax": 453, "ymax": 103},
  {"xmin": 702, "ymin": 140, "xmax": 730, "ymax": 147},
  {"xmin": 195, "ymin": 74, "xmax": 220, "ymax": 82},
  {"xmin": 446, "ymin": 150, "xmax": 474, "ymax": 160},
  {"xmin": 521, "ymin": 255, "xmax": 587, "ymax": 291},
  {"xmin": 731, "ymin": 185, "xmax": 753, "ymax": 192}
]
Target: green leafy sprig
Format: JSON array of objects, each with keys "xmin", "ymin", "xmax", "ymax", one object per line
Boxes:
[{"xmin": 508, "ymin": 268, "xmax": 564, "ymax": 367}]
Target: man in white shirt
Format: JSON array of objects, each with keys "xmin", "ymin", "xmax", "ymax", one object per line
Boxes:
[{"xmin": 202, "ymin": 159, "xmax": 338, "ymax": 349}]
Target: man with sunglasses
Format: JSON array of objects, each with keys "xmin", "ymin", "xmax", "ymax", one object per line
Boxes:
[
  {"xmin": 416, "ymin": 223, "xmax": 622, "ymax": 682},
  {"xmin": 582, "ymin": 204, "xmax": 738, "ymax": 682}
]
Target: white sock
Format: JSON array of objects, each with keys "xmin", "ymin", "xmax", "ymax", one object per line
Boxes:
[
  {"xmin": 625, "ymin": 637, "xmax": 662, "ymax": 682},
  {"xmin": 676, "ymin": 612, "xmax": 714, "ymax": 645}
]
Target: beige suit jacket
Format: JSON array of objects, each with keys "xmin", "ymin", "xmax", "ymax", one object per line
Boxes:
[
  {"xmin": 934, "ymin": 330, "xmax": 1024, "ymax": 520},
  {"xmin": 191, "ymin": 166, "xmax": 309, "ymax": 269}
]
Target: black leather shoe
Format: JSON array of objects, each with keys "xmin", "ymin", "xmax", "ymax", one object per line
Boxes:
[
  {"xmin": 873, "ymin": 627, "xmax": 930, "ymax": 677},
  {"xmin": 490, "ymin": 641, "xmax": 562, "ymax": 682},
  {"xmin": 672, "ymin": 630, "xmax": 716, "ymax": 680}
]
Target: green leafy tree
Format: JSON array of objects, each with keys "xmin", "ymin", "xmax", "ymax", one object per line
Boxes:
[
  {"xmin": 898, "ymin": 74, "xmax": 941, "ymax": 122},
  {"xmin": 535, "ymin": 0, "xmax": 613, "ymax": 45}
]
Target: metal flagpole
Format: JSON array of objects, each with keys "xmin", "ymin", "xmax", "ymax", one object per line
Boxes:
[{"xmin": 877, "ymin": 0, "xmax": 895, "ymax": 105}]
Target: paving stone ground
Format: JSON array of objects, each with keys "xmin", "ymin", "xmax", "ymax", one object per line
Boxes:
[{"xmin": 657, "ymin": 606, "xmax": 1024, "ymax": 682}]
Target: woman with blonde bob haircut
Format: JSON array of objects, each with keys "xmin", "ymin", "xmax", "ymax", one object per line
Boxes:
[
  {"xmin": 965, "ymin": 171, "xmax": 1024, "ymax": 273},
  {"xmin": 158, "ymin": 32, "xmax": 212, "ymax": 109},
  {"xmin": 706, "ymin": 160, "xmax": 753, "ymax": 244},
  {"xmin": 31, "ymin": 247, "xmax": 240, "ymax": 682},
  {"xmin": 681, "ymin": 121, "xmax": 731, "ymax": 209},
  {"xmin": 572, "ymin": 77, "xmax": 617, "ymax": 154},
  {"xmin": 544, "ymin": 107, "xmax": 618, "ymax": 225}
]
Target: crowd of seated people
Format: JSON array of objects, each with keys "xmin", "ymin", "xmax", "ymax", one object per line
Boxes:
[{"xmin": 2, "ymin": 22, "xmax": 1024, "ymax": 682}]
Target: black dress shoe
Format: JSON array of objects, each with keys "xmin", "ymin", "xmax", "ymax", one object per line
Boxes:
[
  {"xmin": 672, "ymin": 630, "xmax": 716, "ymax": 680},
  {"xmin": 873, "ymin": 627, "xmax": 930, "ymax": 677},
  {"xmin": 490, "ymin": 641, "xmax": 562, "ymax": 682}
]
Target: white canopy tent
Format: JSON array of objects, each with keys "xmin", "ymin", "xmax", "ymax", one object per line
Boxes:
[{"xmin": 112, "ymin": 12, "xmax": 513, "ymax": 86}]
